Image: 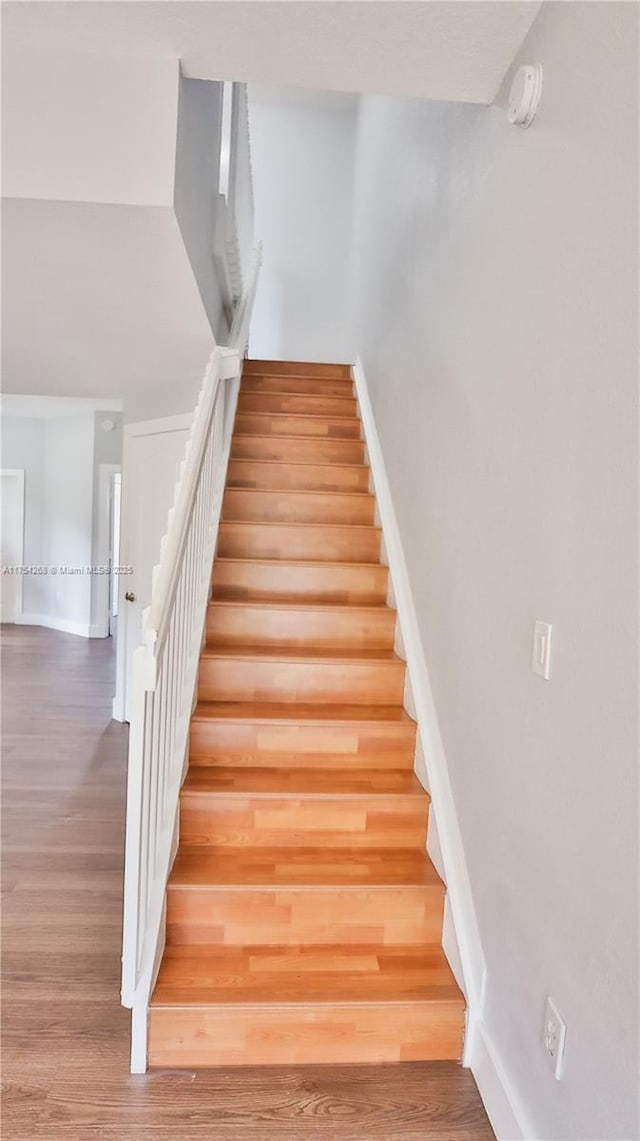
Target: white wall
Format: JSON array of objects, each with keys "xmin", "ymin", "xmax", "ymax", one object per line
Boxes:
[
  {"xmin": 2, "ymin": 52, "xmax": 179, "ymax": 205},
  {"xmin": 42, "ymin": 415, "xmax": 95, "ymax": 631},
  {"xmin": 248, "ymin": 90, "xmax": 357, "ymax": 364},
  {"xmin": 231, "ymin": 83, "xmax": 255, "ymax": 289},
  {"xmin": 349, "ymin": 4, "xmax": 638, "ymax": 1139},
  {"xmin": 123, "ymin": 379, "xmax": 201, "ymax": 425},
  {"xmin": 90, "ymin": 411, "xmax": 124, "ymax": 627},
  {"xmin": 1, "ymin": 417, "xmax": 47, "ymax": 615},
  {"xmin": 174, "ymin": 74, "xmax": 227, "ymax": 341},
  {"xmin": 2, "ymin": 199, "xmax": 215, "ymax": 398},
  {"xmin": 2, "ymin": 53, "xmax": 216, "ymax": 402},
  {"xmin": 2, "ymin": 408, "xmax": 104, "ymax": 635}
]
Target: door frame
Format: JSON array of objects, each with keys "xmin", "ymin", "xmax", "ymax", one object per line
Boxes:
[
  {"xmin": 112, "ymin": 413, "xmax": 192, "ymax": 723},
  {"xmin": 1, "ymin": 468, "xmax": 26, "ymax": 622},
  {"xmin": 95, "ymin": 463, "xmax": 122, "ymax": 639}
]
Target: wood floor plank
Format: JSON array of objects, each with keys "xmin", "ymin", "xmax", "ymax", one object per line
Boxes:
[
  {"xmin": 222, "ymin": 487, "xmax": 376, "ymax": 525},
  {"xmin": 169, "ymin": 846, "xmax": 442, "ymax": 887},
  {"xmin": 230, "ymin": 433, "xmax": 366, "ymax": 464},
  {"xmin": 238, "ymin": 391, "xmax": 358, "ymax": 416},
  {"xmin": 211, "ymin": 557, "xmax": 389, "ymax": 605},
  {"xmin": 206, "ymin": 599, "xmax": 396, "ymax": 650},
  {"xmin": 243, "ymin": 359, "xmax": 352, "ymax": 379},
  {"xmin": 196, "ymin": 647, "xmax": 406, "ymax": 705},
  {"xmin": 227, "ymin": 457, "xmax": 370, "ymax": 492},
  {"xmin": 235, "ymin": 412, "xmax": 362, "ymax": 439},
  {"xmin": 189, "ymin": 701, "xmax": 417, "ymax": 765},
  {"xmin": 242, "ymin": 374, "xmax": 355, "ymax": 396},
  {"xmin": 217, "ymin": 520, "xmax": 381, "ymax": 562}
]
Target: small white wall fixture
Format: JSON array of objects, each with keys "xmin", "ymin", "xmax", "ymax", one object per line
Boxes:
[{"xmin": 508, "ymin": 64, "xmax": 543, "ymax": 127}]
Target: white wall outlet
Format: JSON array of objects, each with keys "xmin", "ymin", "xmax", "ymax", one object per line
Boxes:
[
  {"xmin": 543, "ymin": 996, "xmax": 567, "ymax": 1080},
  {"xmin": 532, "ymin": 620, "xmax": 553, "ymax": 679}
]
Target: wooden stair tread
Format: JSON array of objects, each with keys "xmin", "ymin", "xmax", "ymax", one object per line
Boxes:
[
  {"xmin": 210, "ymin": 560, "xmax": 389, "ymax": 606},
  {"xmin": 187, "ymin": 750, "xmax": 415, "ymax": 769},
  {"xmin": 170, "ymin": 846, "xmax": 441, "ymax": 888},
  {"xmin": 239, "ymin": 391, "xmax": 356, "ymax": 403},
  {"xmin": 213, "ymin": 556, "xmax": 384, "ymax": 570},
  {"xmin": 219, "ymin": 519, "xmax": 380, "ymax": 532},
  {"xmin": 235, "ymin": 410, "xmax": 358, "ymax": 422},
  {"xmin": 208, "ymin": 599, "xmax": 392, "ymax": 613},
  {"xmin": 243, "ymin": 375, "xmax": 354, "ymax": 386},
  {"xmin": 242, "ymin": 377, "xmax": 354, "ymax": 392},
  {"xmin": 228, "ymin": 458, "xmax": 368, "ymax": 472},
  {"xmin": 151, "ymin": 944, "xmax": 461, "ymax": 1006},
  {"xmin": 225, "ymin": 487, "xmax": 373, "ymax": 500},
  {"xmin": 182, "ymin": 766, "xmax": 424, "ymax": 798},
  {"xmin": 232, "ymin": 432, "xmax": 363, "ymax": 445},
  {"xmin": 244, "ymin": 360, "xmax": 351, "ymax": 377},
  {"xmin": 200, "ymin": 646, "xmax": 400, "ymax": 663},
  {"xmin": 192, "ymin": 701, "xmax": 415, "ymax": 724}
]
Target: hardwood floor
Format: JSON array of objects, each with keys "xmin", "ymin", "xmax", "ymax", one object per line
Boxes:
[{"xmin": 1, "ymin": 623, "xmax": 494, "ymax": 1138}]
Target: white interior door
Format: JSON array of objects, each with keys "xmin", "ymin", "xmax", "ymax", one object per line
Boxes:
[
  {"xmin": 0, "ymin": 470, "xmax": 25, "ymax": 623},
  {"xmin": 113, "ymin": 416, "xmax": 191, "ymax": 722}
]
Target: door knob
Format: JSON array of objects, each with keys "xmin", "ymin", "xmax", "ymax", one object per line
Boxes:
[{"xmin": 125, "ymin": 591, "xmax": 136, "ymax": 602}]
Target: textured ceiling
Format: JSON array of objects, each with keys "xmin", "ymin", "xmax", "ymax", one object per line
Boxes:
[{"xmin": 3, "ymin": 1, "xmax": 541, "ymax": 105}]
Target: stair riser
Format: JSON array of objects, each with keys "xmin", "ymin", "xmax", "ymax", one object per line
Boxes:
[
  {"xmin": 243, "ymin": 360, "xmax": 351, "ymax": 379},
  {"xmin": 189, "ymin": 722, "xmax": 416, "ymax": 766},
  {"xmin": 166, "ymin": 886, "xmax": 444, "ymax": 946},
  {"xmin": 235, "ymin": 414, "xmax": 361, "ymax": 439},
  {"xmin": 231, "ymin": 435, "xmax": 365, "ymax": 465},
  {"xmin": 242, "ymin": 376, "xmax": 354, "ymax": 397},
  {"xmin": 217, "ymin": 522, "xmax": 381, "ymax": 562},
  {"xmin": 148, "ymin": 1002, "xmax": 465, "ymax": 1067},
  {"xmin": 197, "ymin": 658, "xmax": 406, "ymax": 705},
  {"xmin": 180, "ymin": 795, "xmax": 427, "ymax": 849},
  {"xmin": 227, "ymin": 459, "xmax": 370, "ymax": 493},
  {"xmin": 239, "ymin": 393, "xmax": 358, "ymax": 417},
  {"xmin": 222, "ymin": 489, "xmax": 375, "ymax": 526},
  {"xmin": 211, "ymin": 560, "xmax": 388, "ymax": 605},
  {"xmin": 206, "ymin": 604, "xmax": 395, "ymax": 650}
]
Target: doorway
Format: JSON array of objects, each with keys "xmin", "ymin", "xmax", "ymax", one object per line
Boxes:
[
  {"xmin": 0, "ymin": 469, "xmax": 25, "ymax": 623},
  {"xmin": 108, "ymin": 472, "xmax": 122, "ymax": 638},
  {"xmin": 96, "ymin": 463, "xmax": 122, "ymax": 640},
  {"xmin": 112, "ymin": 414, "xmax": 191, "ymax": 722}
]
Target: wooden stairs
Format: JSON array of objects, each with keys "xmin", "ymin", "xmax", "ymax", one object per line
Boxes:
[{"xmin": 148, "ymin": 359, "xmax": 466, "ymax": 1066}]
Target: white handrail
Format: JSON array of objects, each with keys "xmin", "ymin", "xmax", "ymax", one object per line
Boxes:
[{"xmin": 121, "ymin": 246, "xmax": 261, "ymax": 1072}]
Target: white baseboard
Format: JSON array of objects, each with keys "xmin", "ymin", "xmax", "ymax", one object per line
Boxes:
[
  {"xmin": 352, "ymin": 356, "xmax": 487, "ymax": 1058},
  {"xmin": 16, "ymin": 613, "xmax": 93, "ymax": 638},
  {"xmin": 89, "ymin": 622, "xmax": 110, "ymax": 639},
  {"xmin": 471, "ymin": 1023, "xmax": 532, "ymax": 1140}
]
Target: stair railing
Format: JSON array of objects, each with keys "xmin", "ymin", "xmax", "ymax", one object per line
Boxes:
[{"xmin": 121, "ymin": 247, "xmax": 261, "ymax": 1072}]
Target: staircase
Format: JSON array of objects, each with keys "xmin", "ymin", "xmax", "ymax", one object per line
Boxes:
[{"xmin": 148, "ymin": 359, "xmax": 465, "ymax": 1067}]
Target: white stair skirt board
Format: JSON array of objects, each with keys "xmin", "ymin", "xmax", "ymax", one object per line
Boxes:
[
  {"xmin": 470, "ymin": 1024, "xmax": 533, "ymax": 1141},
  {"xmin": 352, "ymin": 358, "xmax": 487, "ymax": 1061}
]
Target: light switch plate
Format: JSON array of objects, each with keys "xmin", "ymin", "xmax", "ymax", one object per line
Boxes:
[
  {"xmin": 543, "ymin": 996, "xmax": 567, "ymax": 1080},
  {"xmin": 533, "ymin": 620, "xmax": 552, "ymax": 679}
]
